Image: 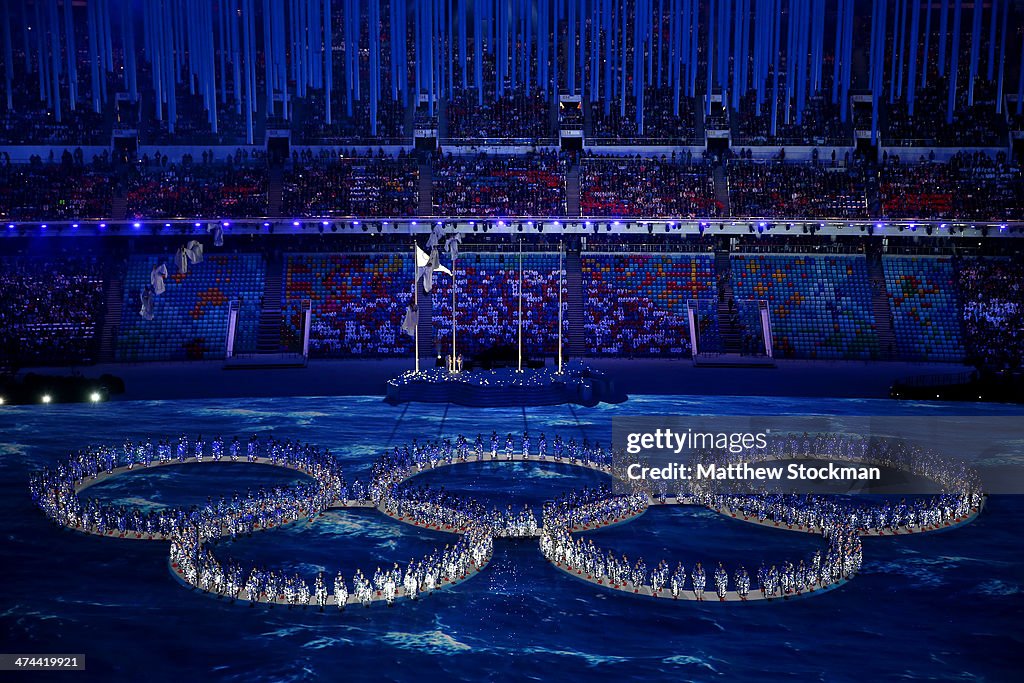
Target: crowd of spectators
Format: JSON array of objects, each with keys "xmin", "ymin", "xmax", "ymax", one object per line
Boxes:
[
  {"xmin": 125, "ymin": 151, "xmax": 268, "ymax": 219},
  {"xmin": 582, "ymin": 254, "xmax": 716, "ymax": 356},
  {"xmin": 0, "ymin": 150, "xmax": 115, "ymax": 220},
  {"xmin": 432, "ymin": 152, "xmax": 566, "ymax": 216},
  {"xmin": 589, "ymin": 88, "xmax": 697, "ymax": 143},
  {"xmin": 958, "ymin": 257, "xmax": 1024, "ymax": 371},
  {"xmin": 300, "ymin": 92, "xmax": 406, "ymax": 142},
  {"xmin": 733, "ymin": 88, "xmax": 849, "ymax": 146},
  {"xmin": 431, "ymin": 253, "xmax": 563, "ymax": 359},
  {"xmin": 282, "ymin": 149, "xmax": 418, "ymax": 217},
  {"xmin": 727, "ymin": 159, "xmax": 868, "ymax": 218},
  {"xmin": 447, "ymin": 88, "xmax": 552, "ymax": 141},
  {"xmin": 0, "ymin": 256, "xmax": 105, "ymax": 368},
  {"xmin": 878, "ymin": 152, "xmax": 1024, "ymax": 220},
  {"xmin": 581, "ymin": 153, "xmax": 720, "ymax": 218}
]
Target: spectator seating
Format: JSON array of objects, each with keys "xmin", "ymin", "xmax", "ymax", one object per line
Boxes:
[
  {"xmin": 581, "ymin": 156, "xmax": 720, "ymax": 217},
  {"xmin": 728, "ymin": 161, "xmax": 868, "ymax": 218},
  {"xmin": 282, "ymin": 253, "xmax": 413, "ymax": 357},
  {"xmin": 431, "ymin": 252, "xmax": 563, "ymax": 359},
  {"xmin": 957, "ymin": 257, "xmax": 1024, "ymax": 370},
  {"xmin": 432, "ymin": 153, "xmax": 566, "ymax": 216},
  {"xmin": 116, "ymin": 254, "xmax": 264, "ymax": 361},
  {"xmin": 582, "ymin": 253, "xmax": 716, "ymax": 356},
  {"xmin": 282, "ymin": 156, "xmax": 418, "ymax": 217},
  {"xmin": 589, "ymin": 88, "xmax": 698, "ymax": 143},
  {"xmin": 125, "ymin": 162, "xmax": 268, "ymax": 218},
  {"xmin": 733, "ymin": 89, "xmax": 849, "ymax": 146},
  {"xmin": 0, "ymin": 162, "xmax": 114, "ymax": 220},
  {"xmin": 730, "ymin": 254, "xmax": 879, "ymax": 359},
  {"xmin": 883, "ymin": 256, "xmax": 964, "ymax": 362},
  {"xmin": 0, "ymin": 256, "xmax": 105, "ymax": 367},
  {"xmin": 447, "ymin": 87, "xmax": 552, "ymax": 141}
]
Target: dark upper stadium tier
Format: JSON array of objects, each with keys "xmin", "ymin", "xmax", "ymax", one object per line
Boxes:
[{"xmin": 0, "ymin": 2, "xmax": 1021, "ymax": 147}]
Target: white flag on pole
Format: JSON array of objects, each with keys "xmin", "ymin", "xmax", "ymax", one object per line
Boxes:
[{"xmin": 401, "ymin": 304, "xmax": 418, "ymax": 337}]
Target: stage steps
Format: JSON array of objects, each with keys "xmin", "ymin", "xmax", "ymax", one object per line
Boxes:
[
  {"xmin": 714, "ymin": 251, "xmax": 742, "ymax": 354},
  {"xmin": 97, "ymin": 277, "xmax": 124, "ymax": 363},
  {"xmin": 867, "ymin": 254, "xmax": 897, "ymax": 359},
  {"xmin": 565, "ymin": 247, "xmax": 586, "ymax": 358},
  {"xmin": 267, "ymin": 165, "xmax": 284, "ymax": 217},
  {"xmin": 713, "ymin": 164, "xmax": 730, "ymax": 216},
  {"xmin": 255, "ymin": 259, "xmax": 284, "ymax": 354},
  {"xmin": 566, "ymin": 163, "xmax": 581, "ymax": 216},
  {"xmin": 417, "ymin": 162, "xmax": 433, "ymax": 216}
]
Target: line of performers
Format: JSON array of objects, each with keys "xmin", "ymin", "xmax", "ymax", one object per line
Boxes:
[
  {"xmin": 29, "ymin": 435, "xmax": 351, "ymax": 539},
  {"xmin": 171, "ymin": 525, "xmax": 493, "ymax": 608},
  {"xmin": 540, "ymin": 496, "xmax": 863, "ymax": 601}
]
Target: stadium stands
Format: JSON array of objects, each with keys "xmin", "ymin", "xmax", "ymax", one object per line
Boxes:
[
  {"xmin": 432, "ymin": 153, "xmax": 566, "ymax": 216},
  {"xmin": 588, "ymin": 88, "xmax": 698, "ymax": 143},
  {"xmin": 882, "ymin": 256, "xmax": 964, "ymax": 362},
  {"xmin": 727, "ymin": 161, "xmax": 868, "ymax": 218},
  {"xmin": 0, "ymin": 256, "xmax": 105, "ymax": 367},
  {"xmin": 281, "ymin": 154, "xmax": 418, "ymax": 217},
  {"xmin": 125, "ymin": 160, "xmax": 269, "ymax": 219},
  {"xmin": 116, "ymin": 254, "xmax": 264, "ymax": 361},
  {"xmin": 730, "ymin": 254, "xmax": 879, "ymax": 359},
  {"xmin": 958, "ymin": 257, "xmax": 1024, "ymax": 371},
  {"xmin": 431, "ymin": 252, "xmax": 562, "ymax": 359},
  {"xmin": 582, "ymin": 253, "xmax": 716, "ymax": 356},
  {"xmin": 282, "ymin": 253, "xmax": 413, "ymax": 357},
  {"xmin": 581, "ymin": 156, "xmax": 720, "ymax": 218},
  {"xmin": 447, "ymin": 88, "xmax": 553, "ymax": 142},
  {"xmin": 0, "ymin": 158, "xmax": 114, "ymax": 220}
]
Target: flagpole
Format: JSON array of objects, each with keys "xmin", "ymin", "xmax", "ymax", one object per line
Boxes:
[
  {"xmin": 413, "ymin": 241, "xmax": 419, "ymax": 373},
  {"xmin": 558, "ymin": 241, "xmax": 563, "ymax": 374},
  {"xmin": 452, "ymin": 250, "xmax": 457, "ymax": 372},
  {"xmin": 518, "ymin": 238, "xmax": 523, "ymax": 373}
]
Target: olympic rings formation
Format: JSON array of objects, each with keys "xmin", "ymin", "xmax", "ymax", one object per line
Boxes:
[{"xmin": 29, "ymin": 431, "xmax": 983, "ymax": 610}]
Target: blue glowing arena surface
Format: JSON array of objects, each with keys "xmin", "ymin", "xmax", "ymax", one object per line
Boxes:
[{"xmin": 2, "ymin": 395, "xmax": 1023, "ymax": 683}]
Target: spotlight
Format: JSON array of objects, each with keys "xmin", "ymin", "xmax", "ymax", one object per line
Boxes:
[
  {"xmin": 89, "ymin": 392, "xmax": 102, "ymax": 403},
  {"xmin": 41, "ymin": 394, "xmax": 52, "ymax": 404},
  {"xmin": 133, "ymin": 222, "xmax": 141, "ymax": 228},
  {"xmin": 0, "ymin": 396, "xmax": 5, "ymax": 405}
]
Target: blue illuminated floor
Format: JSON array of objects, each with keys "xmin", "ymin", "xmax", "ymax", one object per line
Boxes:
[{"xmin": 1, "ymin": 395, "xmax": 1021, "ymax": 682}]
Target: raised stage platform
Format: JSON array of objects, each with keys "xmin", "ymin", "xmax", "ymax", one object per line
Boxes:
[{"xmin": 385, "ymin": 364, "xmax": 627, "ymax": 407}]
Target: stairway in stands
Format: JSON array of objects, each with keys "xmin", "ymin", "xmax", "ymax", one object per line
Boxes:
[
  {"xmin": 97, "ymin": 277, "xmax": 123, "ymax": 363},
  {"xmin": 866, "ymin": 254, "xmax": 897, "ymax": 359},
  {"xmin": 566, "ymin": 163, "xmax": 581, "ymax": 216},
  {"xmin": 255, "ymin": 259, "xmax": 284, "ymax": 354},
  {"xmin": 416, "ymin": 281, "xmax": 435, "ymax": 362},
  {"xmin": 565, "ymin": 247, "xmax": 586, "ymax": 359},
  {"xmin": 714, "ymin": 251, "xmax": 742, "ymax": 353},
  {"xmin": 713, "ymin": 164, "xmax": 731, "ymax": 216},
  {"xmin": 417, "ymin": 161, "xmax": 434, "ymax": 216},
  {"xmin": 110, "ymin": 187, "xmax": 128, "ymax": 221},
  {"xmin": 267, "ymin": 164, "xmax": 285, "ymax": 217}
]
